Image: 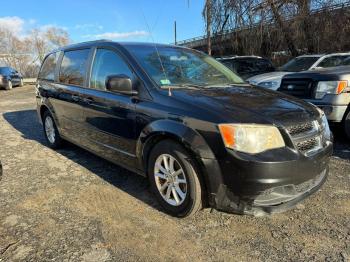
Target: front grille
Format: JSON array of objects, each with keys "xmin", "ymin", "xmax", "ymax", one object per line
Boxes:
[
  {"xmin": 287, "ymin": 122, "xmax": 313, "ymax": 136},
  {"xmin": 287, "ymin": 120, "xmax": 324, "ymax": 156},
  {"xmin": 279, "ymin": 78, "xmax": 314, "ymax": 99}
]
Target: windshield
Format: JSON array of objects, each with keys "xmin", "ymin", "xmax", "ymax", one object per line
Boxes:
[
  {"xmin": 125, "ymin": 45, "xmax": 245, "ymax": 87},
  {"xmin": 223, "ymin": 58, "xmax": 274, "ymax": 73},
  {"xmin": 279, "ymin": 57, "xmax": 319, "ymax": 72}
]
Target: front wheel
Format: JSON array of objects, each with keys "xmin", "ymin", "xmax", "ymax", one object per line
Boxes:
[
  {"xmin": 43, "ymin": 111, "xmax": 63, "ymax": 149},
  {"xmin": 148, "ymin": 140, "xmax": 203, "ymax": 217}
]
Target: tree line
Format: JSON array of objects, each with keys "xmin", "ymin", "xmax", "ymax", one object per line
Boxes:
[
  {"xmin": 204, "ymin": 0, "xmax": 350, "ymax": 64},
  {"xmin": 0, "ymin": 26, "xmax": 69, "ymax": 77}
]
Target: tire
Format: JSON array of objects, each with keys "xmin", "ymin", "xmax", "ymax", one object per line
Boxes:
[
  {"xmin": 19, "ymin": 79, "xmax": 24, "ymax": 87},
  {"xmin": 42, "ymin": 111, "xmax": 63, "ymax": 149},
  {"xmin": 5, "ymin": 81, "xmax": 12, "ymax": 90},
  {"xmin": 148, "ymin": 140, "xmax": 203, "ymax": 217},
  {"xmin": 344, "ymin": 109, "xmax": 350, "ymax": 140}
]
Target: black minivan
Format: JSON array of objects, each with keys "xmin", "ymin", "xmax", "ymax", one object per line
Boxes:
[{"xmin": 36, "ymin": 41, "xmax": 333, "ymax": 217}]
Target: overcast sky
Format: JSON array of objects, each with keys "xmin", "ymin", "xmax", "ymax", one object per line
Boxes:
[{"xmin": 0, "ymin": 0, "xmax": 205, "ymax": 44}]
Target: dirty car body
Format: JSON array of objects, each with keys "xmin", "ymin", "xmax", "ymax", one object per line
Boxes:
[
  {"xmin": 36, "ymin": 41, "xmax": 333, "ymax": 216},
  {"xmin": 279, "ymin": 65, "xmax": 350, "ymax": 139},
  {"xmin": 279, "ymin": 66, "xmax": 350, "ymax": 123},
  {"xmin": 248, "ymin": 53, "xmax": 350, "ymax": 90}
]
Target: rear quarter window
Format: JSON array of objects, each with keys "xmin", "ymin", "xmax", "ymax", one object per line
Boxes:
[
  {"xmin": 59, "ymin": 49, "xmax": 90, "ymax": 86},
  {"xmin": 39, "ymin": 52, "xmax": 59, "ymax": 81}
]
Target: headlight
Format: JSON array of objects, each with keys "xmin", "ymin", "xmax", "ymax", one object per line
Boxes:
[
  {"xmin": 258, "ymin": 80, "xmax": 280, "ymax": 89},
  {"xmin": 315, "ymin": 80, "xmax": 347, "ymax": 99},
  {"xmin": 218, "ymin": 124, "xmax": 285, "ymax": 154}
]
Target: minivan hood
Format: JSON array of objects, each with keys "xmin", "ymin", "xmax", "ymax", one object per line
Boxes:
[{"xmin": 171, "ymin": 85, "xmax": 319, "ymax": 126}]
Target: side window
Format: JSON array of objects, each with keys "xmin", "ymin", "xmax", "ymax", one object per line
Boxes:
[
  {"xmin": 318, "ymin": 56, "xmax": 349, "ymax": 68},
  {"xmin": 90, "ymin": 49, "xmax": 133, "ymax": 90},
  {"xmin": 39, "ymin": 52, "xmax": 59, "ymax": 81},
  {"xmin": 59, "ymin": 49, "xmax": 90, "ymax": 86}
]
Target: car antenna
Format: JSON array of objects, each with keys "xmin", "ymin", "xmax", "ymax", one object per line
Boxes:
[{"xmin": 141, "ymin": 10, "xmax": 172, "ymax": 96}]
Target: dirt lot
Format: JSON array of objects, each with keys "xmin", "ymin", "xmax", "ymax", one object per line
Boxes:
[{"xmin": 0, "ymin": 85, "xmax": 349, "ymax": 262}]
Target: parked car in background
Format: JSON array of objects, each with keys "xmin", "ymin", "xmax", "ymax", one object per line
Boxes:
[
  {"xmin": 279, "ymin": 65, "xmax": 350, "ymax": 138},
  {"xmin": 217, "ymin": 56, "xmax": 275, "ymax": 80},
  {"xmin": 36, "ymin": 40, "xmax": 332, "ymax": 217},
  {"xmin": 248, "ymin": 53, "xmax": 350, "ymax": 90},
  {"xmin": 0, "ymin": 67, "xmax": 23, "ymax": 90}
]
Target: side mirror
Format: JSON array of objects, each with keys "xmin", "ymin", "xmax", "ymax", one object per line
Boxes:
[{"xmin": 106, "ymin": 74, "xmax": 138, "ymax": 95}]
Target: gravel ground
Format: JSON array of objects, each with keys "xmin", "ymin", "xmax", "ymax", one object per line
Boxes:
[{"xmin": 0, "ymin": 85, "xmax": 349, "ymax": 262}]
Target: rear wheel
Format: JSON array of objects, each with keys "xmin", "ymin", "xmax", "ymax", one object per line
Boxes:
[
  {"xmin": 148, "ymin": 140, "xmax": 202, "ymax": 217},
  {"xmin": 5, "ymin": 81, "xmax": 12, "ymax": 90},
  {"xmin": 43, "ymin": 111, "xmax": 63, "ymax": 149},
  {"xmin": 19, "ymin": 79, "xmax": 24, "ymax": 87}
]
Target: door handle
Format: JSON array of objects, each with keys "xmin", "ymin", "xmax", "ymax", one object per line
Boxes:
[
  {"xmin": 82, "ymin": 97, "xmax": 93, "ymax": 104},
  {"xmin": 71, "ymin": 95, "xmax": 80, "ymax": 102}
]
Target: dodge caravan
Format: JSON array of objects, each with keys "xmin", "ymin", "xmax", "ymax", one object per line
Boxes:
[{"xmin": 36, "ymin": 41, "xmax": 333, "ymax": 217}]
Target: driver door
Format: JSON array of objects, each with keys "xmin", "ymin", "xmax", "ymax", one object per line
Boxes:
[{"xmin": 81, "ymin": 47, "xmax": 138, "ymax": 168}]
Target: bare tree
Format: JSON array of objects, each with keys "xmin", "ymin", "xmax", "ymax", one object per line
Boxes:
[
  {"xmin": 0, "ymin": 26, "xmax": 70, "ymax": 77},
  {"xmin": 30, "ymin": 28, "xmax": 48, "ymax": 64},
  {"xmin": 203, "ymin": 0, "xmax": 350, "ymax": 63},
  {"xmin": 30, "ymin": 26, "xmax": 70, "ymax": 64}
]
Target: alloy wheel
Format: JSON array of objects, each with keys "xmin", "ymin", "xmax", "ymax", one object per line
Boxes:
[
  {"xmin": 45, "ymin": 116, "xmax": 56, "ymax": 144},
  {"xmin": 154, "ymin": 154, "xmax": 187, "ymax": 206}
]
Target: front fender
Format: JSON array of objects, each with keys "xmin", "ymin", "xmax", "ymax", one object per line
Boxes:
[
  {"xmin": 136, "ymin": 119, "xmax": 220, "ymax": 200},
  {"xmin": 136, "ymin": 119, "xmax": 216, "ymax": 162}
]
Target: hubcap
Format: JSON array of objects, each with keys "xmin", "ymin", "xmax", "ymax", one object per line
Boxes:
[
  {"xmin": 154, "ymin": 154, "xmax": 187, "ymax": 206},
  {"xmin": 45, "ymin": 116, "xmax": 56, "ymax": 144}
]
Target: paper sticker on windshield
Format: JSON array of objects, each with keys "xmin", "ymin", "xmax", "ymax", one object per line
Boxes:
[{"xmin": 160, "ymin": 79, "xmax": 171, "ymax": 85}]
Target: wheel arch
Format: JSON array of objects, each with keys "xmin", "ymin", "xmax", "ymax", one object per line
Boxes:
[
  {"xmin": 38, "ymin": 104, "xmax": 60, "ymax": 129},
  {"xmin": 136, "ymin": 119, "xmax": 216, "ymax": 165},
  {"xmin": 39, "ymin": 104, "xmax": 50, "ymax": 121},
  {"xmin": 136, "ymin": 120, "xmax": 216, "ymax": 205}
]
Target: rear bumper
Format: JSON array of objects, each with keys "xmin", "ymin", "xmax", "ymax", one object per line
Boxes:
[{"xmin": 203, "ymin": 142, "xmax": 333, "ymax": 215}]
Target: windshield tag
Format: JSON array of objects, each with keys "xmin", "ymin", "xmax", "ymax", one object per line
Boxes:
[{"xmin": 160, "ymin": 79, "xmax": 171, "ymax": 85}]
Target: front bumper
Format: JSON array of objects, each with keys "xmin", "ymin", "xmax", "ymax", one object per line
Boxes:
[
  {"xmin": 206, "ymin": 142, "xmax": 333, "ymax": 216},
  {"xmin": 312, "ymin": 104, "xmax": 347, "ymax": 122},
  {"xmin": 215, "ymin": 167, "xmax": 328, "ymax": 216},
  {"xmin": 305, "ymin": 94, "xmax": 350, "ymax": 122}
]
